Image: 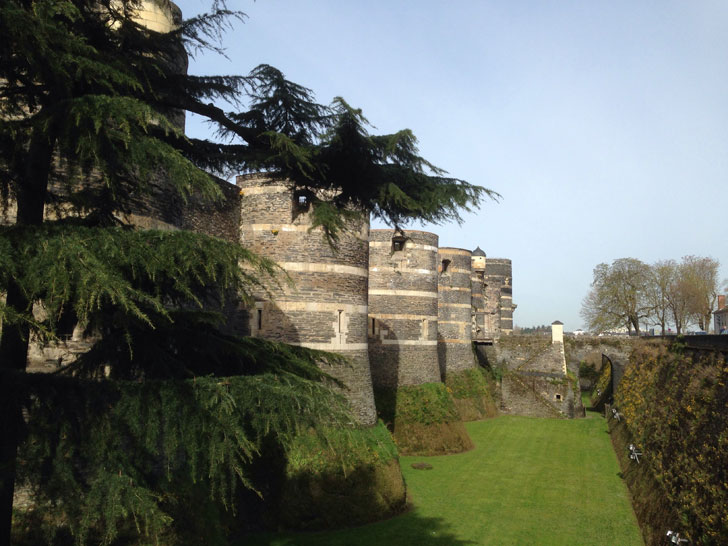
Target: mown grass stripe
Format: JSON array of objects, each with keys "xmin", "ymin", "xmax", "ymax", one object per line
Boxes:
[{"xmin": 243, "ymin": 411, "xmax": 643, "ymax": 546}]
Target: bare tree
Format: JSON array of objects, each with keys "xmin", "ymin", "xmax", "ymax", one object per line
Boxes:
[
  {"xmin": 680, "ymin": 256, "xmax": 720, "ymax": 331},
  {"xmin": 646, "ymin": 260, "xmax": 677, "ymax": 334}
]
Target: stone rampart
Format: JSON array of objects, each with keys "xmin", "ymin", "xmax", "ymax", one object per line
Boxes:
[
  {"xmin": 368, "ymin": 229, "xmax": 440, "ymax": 388},
  {"xmin": 237, "ymin": 174, "xmax": 376, "ymax": 425},
  {"xmin": 437, "ymin": 248, "xmax": 475, "ymax": 379},
  {"xmin": 484, "ymin": 258, "xmax": 513, "ymax": 335}
]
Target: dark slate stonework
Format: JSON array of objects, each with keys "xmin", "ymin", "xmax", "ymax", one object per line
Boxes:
[
  {"xmin": 236, "ymin": 174, "xmax": 377, "ymax": 425},
  {"xmin": 484, "ymin": 258, "xmax": 514, "ymax": 336},
  {"xmin": 368, "ymin": 230, "xmax": 440, "ymax": 388},
  {"xmin": 437, "ymin": 248, "xmax": 475, "ymax": 380}
]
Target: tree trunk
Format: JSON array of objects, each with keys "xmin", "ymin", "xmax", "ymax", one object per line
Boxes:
[{"xmin": 0, "ymin": 126, "xmax": 53, "ymax": 546}]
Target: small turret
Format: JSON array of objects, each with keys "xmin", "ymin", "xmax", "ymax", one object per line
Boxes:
[{"xmin": 471, "ymin": 246, "xmax": 486, "ymax": 271}]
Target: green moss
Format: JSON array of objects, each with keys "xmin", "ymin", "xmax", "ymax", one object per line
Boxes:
[
  {"xmin": 285, "ymin": 421, "xmax": 399, "ymax": 476},
  {"xmin": 445, "ymin": 367, "xmax": 491, "ymax": 399},
  {"xmin": 374, "ymin": 382, "xmax": 460, "ymax": 426},
  {"xmin": 374, "ymin": 383, "xmax": 474, "ymax": 455},
  {"xmin": 445, "ymin": 368, "xmax": 499, "ymax": 422},
  {"xmin": 614, "ymin": 343, "xmax": 728, "ymax": 543},
  {"xmin": 280, "ymin": 423, "xmax": 407, "ymax": 530}
]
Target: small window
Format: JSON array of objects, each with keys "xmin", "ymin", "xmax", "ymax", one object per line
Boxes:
[
  {"xmin": 441, "ymin": 259, "xmax": 451, "ymax": 273},
  {"xmin": 293, "ymin": 190, "xmax": 311, "ymax": 218},
  {"xmin": 392, "ymin": 235, "xmax": 406, "ymax": 252},
  {"xmin": 368, "ymin": 317, "xmax": 378, "ymax": 337},
  {"xmin": 253, "ymin": 302, "xmax": 264, "ymax": 337},
  {"xmin": 555, "ymin": 394, "xmax": 562, "ymax": 401}
]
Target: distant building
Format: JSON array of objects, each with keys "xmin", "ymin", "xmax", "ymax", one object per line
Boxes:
[{"xmin": 715, "ymin": 295, "xmax": 727, "ymax": 333}]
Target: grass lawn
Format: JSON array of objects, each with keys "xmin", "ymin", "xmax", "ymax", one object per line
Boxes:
[{"xmin": 242, "ymin": 411, "xmax": 643, "ymax": 545}]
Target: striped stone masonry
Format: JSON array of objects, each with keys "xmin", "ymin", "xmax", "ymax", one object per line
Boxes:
[
  {"xmin": 236, "ymin": 174, "xmax": 377, "ymax": 425},
  {"xmin": 437, "ymin": 248, "xmax": 476, "ymax": 379},
  {"xmin": 485, "ymin": 258, "xmax": 514, "ymax": 336},
  {"xmin": 368, "ymin": 229, "xmax": 441, "ymax": 388}
]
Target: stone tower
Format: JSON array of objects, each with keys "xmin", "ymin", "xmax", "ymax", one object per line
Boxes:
[
  {"xmin": 368, "ymin": 229, "xmax": 441, "ymax": 388},
  {"xmin": 485, "ymin": 258, "xmax": 514, "ymax": 335},
  {"xmin": 237, "ymin": 174, "xmax": 377, "ymax": 425},
  {"xmin": 437, "ymin": 247, "xmax": 475, "ymax": 380},
  {"xmin": 120, "ymin": 0, "xmax": 188, "ymax": 130}
]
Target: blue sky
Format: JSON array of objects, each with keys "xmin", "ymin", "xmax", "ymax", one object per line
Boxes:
[{"xmin": 176, "ymin": 0, "xmax": 728, "ymax": 330}]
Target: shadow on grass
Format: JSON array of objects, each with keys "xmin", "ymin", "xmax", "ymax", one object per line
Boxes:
[{"xmin": 238, "ymin": 510, "xmax": 477, "ymax": 546}]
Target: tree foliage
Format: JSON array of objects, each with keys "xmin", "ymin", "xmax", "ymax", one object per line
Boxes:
[
  {"xmin": 582, "ymin": 256, "xmax": 721, "ymax": 335},
  {"xmin": 581, "ymin": 258, "xmax": 651, "ymax": 334},
  {"xmin": 1, "ymin": 1, "xmax": 497, "ymax": 543}
]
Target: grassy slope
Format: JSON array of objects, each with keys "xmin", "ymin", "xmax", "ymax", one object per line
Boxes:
[{"xmin": 243, "ymin": 411, "xmax": 642, "ymax": 546}]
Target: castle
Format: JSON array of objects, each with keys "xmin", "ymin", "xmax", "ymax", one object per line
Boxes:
[
  {"xmin": 235, "ymin": 174, "xmax": 514, "ymax": 425},
  {"xmin": 2, "ymin": 1, "xmax": 516, "ymax": 427}
]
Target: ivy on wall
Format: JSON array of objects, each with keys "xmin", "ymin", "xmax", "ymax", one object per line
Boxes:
[{"xmin": 616, "ymin": 341, "xmax": 728, "ymax": 545}]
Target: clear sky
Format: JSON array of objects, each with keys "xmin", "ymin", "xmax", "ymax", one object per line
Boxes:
[{"xmin": 176, "ymin": 0, "xmax": 728, "ymax": 331}]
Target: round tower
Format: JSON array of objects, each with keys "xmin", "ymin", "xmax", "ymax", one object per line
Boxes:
[
  {"xmin": 128, "ymin": 1, "xmax": 188, "ymax": 131},
  {"xmin": 368, "ymin": 229, "xmax": 440, "ymax": 388},
  {"xmin": 484, "ymin": 258, "xmax": 514, "ymax": 335},
  {"xmin": 237, "ymin": 174, "xmax": 377, "ymax": 425},
  {"xmin": 437, "ymin": 248, "xmax": 475, "ymax": 380}
]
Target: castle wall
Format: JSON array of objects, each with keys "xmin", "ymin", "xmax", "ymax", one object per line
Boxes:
[
  {"xmin": 368, "ymin": 229, "xmax": 440, "ymax": 388},
  {"xmin": 437, "ymin": 248, "xmax": 475, "ymax": 379},
  {"xmin": 237, "ymin": 174, "xmax": 377, "ymax": 425},
  {"xmin": 484, "ymin": 258, "xmax": 514, "ymax": 335}
]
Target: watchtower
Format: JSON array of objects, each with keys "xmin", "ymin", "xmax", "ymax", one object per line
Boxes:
[{"xmin": 237, "ymin": 174, "xmax": 377, "ymax": 425}]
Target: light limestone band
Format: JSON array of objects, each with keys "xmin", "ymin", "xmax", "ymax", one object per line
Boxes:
[
  {"xmin": 369, "ymin": 313, "xmax": 438, "ymax": 320},
  {"xmin": 369, "ymin": 241, "xmax": 438, "ymax": 252},
  {"xmin": 379, "ymin": 340, "xmax": 438, "ymax": 346},
  {"xmin": 277, "ymin": 262, "xmax": 368, "ymax": 277},
  {"xmin": 238, "ymin": 185, "xmax": 289, "ymax": 195},
  {"xmin": 292, "ymin": 342, "xmax": 369, "ymax": 351},
  {"xmin": 273, "ymin": 302, "xmax": 368, "ymax": 313},
  {"xmin": 369, "ymin": 289, "xmax": 438, "ymax": 298},
  {"xmin": 438, "ymin": 286, "xmax": 471, "ymax": 292},
  {"xmin": 370, "ymin": 266, "xmax": 433, "ymax": 275},
  {"xmin": 438, "ymin": 249, "xmax": 472, "ymax": 256},
  {"xmin": 438, "ymin": 320, "xmax": 470, "ymax": 325}
]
